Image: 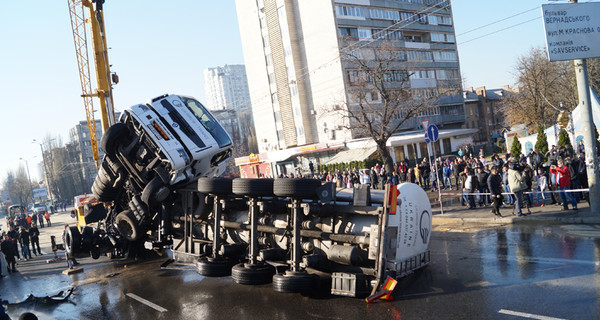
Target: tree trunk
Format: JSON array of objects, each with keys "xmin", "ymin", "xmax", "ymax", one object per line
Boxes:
[{"xmin": 376, "ymin": 142, "xmax": 394, "ymax": 173}]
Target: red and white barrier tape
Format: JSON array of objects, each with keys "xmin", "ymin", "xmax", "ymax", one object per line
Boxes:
[{"xmin": 439, "ymin": 188, "xmax": 589, "ymax": 196}]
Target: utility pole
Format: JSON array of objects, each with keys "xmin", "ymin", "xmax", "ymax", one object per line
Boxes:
[{"xmin": 569, "ymin": 0, "xmax": 600, "ymax": 214}]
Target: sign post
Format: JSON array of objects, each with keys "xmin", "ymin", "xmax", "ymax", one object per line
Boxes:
[
  {"xmin": 424, "ymin": 123, "xmax": 443, "ymax": 214},
  {"xmin": 542, "ymin": 0, "xmax": 600, "ymax": 214}
]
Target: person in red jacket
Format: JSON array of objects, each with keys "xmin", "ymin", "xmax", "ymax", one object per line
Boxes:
[{"xmin": 550, "ymin": 159, "xmax": 577, "ymax": 211}]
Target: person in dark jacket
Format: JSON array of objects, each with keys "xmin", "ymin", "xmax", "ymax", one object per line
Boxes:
[
  {"xmin": 1, "ymin": 234, "xmax": 18, "ymax": 272},
  {"xmin": 29, "ymin": 224, "xmax": 41, "ymax": 256},
  {"xmin": 19, "ymin": 227, "xmax": 32, "ymax": 260},
  {"xmin": 476, "ymin": 166, "xmax": 490, "ymax": 206},
  {"xmin": 487, "ymin": 166, "xmax": 504, "ymax": 216}
]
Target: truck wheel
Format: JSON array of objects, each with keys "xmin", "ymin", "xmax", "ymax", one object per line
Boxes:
[
  {"xmin": 272, "ymin": 271, "xmax": 319, "ymax": 294},
  {"xmin": 115, "ymin": 210, "xmax": 140, "ymax": 242},
  {"xmin": 141, "ymin": 177, "xmax": 169, "ymax": 207},
  {"xmin": 196, "ymin": 257, "xmax": 232, "ymax": 277},
  {"xmin": 100, "ymin": 123, "xmax": 129, "ymax": 156},
  {"xmin": 64, "ymin": 226, "xmax": 82, "ymax": 256},
  {"xmin": 273, "ymin": 179, "xmax": 321, "ymax": 199},
  {"xmin": 231, "ymin": 263, "xmax": 275, "ymax": 285},
  {"xmin": 232, "ymin": 178, "xmax": 274, "ymax": 197},
  {"xmin": 197, "ymin": 178, "xmax": 232, "ymax": 195}
]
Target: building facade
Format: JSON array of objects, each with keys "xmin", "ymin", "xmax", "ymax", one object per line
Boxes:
[
  {"xmin": 236, "ymin": 0, "xmax": 465, "ymax": 160},
  {"xmin": 463, "ymin": 86, "xmax": 511, "ymax": 147},
  {"xmin": 204, "ymin": 64, "xmax": 252, "ymax": 111},
  {"xmin": 68, "ymin": 119, "xmax": 106, "ymax": 191}
]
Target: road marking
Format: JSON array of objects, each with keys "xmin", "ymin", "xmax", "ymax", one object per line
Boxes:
[
  {"xmin": 498, "ymin": 309, "xmax": 567, "ymax": 320},
  {"xmin": 126, "ymin": 293, "xmax": 168, "ymax": 313}
]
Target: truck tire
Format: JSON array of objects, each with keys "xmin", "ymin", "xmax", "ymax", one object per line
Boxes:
[
  {"xmin": 100, "ymin": 122, "xmax": 129, "ymax": 156},
  {"xmin": 141, "ymin": 177, "xmax": 169, "ymax": 207},
  {"xmin": 272, "ymin": 271, "xmax": 319, "ymax": 294},
  {"xmin": 197, "ymin": 178, "xmax": 232, "ymax": 195},
  {"xmin": 115, "ymin": 210, "xmax": 141, "ymax": 242},
  {"xmin": 231, "ymin": 263, "xmax": 275, "ymax": 285},
  {"xmin": 273, "ymin": 179, "xmax": 321, "ymax": 199},
  {"xmin": 196, "ymin": 257, "xmax": 232, "ymax": 277},
  {"xmin": 64, "ymin": 226, "xmax": 82, "ymax": 256},
  {"xmin": 232, "ymin": 178, "xmax": 274, "ymax": 197}
]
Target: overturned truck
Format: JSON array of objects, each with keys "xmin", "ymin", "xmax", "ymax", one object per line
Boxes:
[{"xmin": 64, "ymin": 94, "xmax": 431, "ymax": 297}]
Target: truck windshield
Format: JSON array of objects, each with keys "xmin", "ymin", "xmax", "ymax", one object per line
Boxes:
[{"xmin": 178, "ymin": 96, "xmax": 232, "ymax": 148}]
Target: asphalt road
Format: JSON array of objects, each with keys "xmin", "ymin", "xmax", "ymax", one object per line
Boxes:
[{"xmin": 2, "ymin": 212, "xmax": 600, "ymax": 319}]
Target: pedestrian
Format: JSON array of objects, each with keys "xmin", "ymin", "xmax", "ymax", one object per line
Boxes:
[
  {"xmin": 19, "ymin": 227, "xmax": 32, "ymax": 260},
  {"xmin": 0, "ymin": 233, "xmax": 5, "ymax": 277},
  {"xmin": 535, "ymin": 167, "xmax": 548, "ymax": 207},
  {"xmin": 476, "ymin": 166, "xmax": 490, "ymax": 206},
  {"xmin": 507, "ymin": 159, "xmax": 529, "ymax": 216},
  {"xmin": 406, "ymin": 168, "xmax": 416, "ymax": 184},
  {"xmin": 443, "ymin": 163, "xmax": 452, "ymax": 189},
  {"xmin": 7, "ymin": 227, "xmax": 20, "ymax": 260},
  {"xmin": 29, "ymin": 223, "xmax": 42, "ymax": 256},
  {"xmin": 37, "ymin": 212, "xmax": 44, "ymax": 228},
  {"xmin": 62, "ymin": 225, "xmax": 80, "ymax": 269},
  {"xmin": 25, "ymin": 214, "xmax": 32, "ymax": 228},
  {"xmin": 550, "ymin": 159, "xmax": 577, "ymax": 211},
  {"xmin": 502, "ymin": 165, "xmax": 514, "ymax": 205},
  {"xmin": 463, "ymin": 168, "xmax": 477, "ymax": 209},
  {"xmin": 1, "ymin": 233, "xmax": 18, "ymax": 273},
  {"xmin": 45, "ymin": 211, "xmax": 51, "ymax": 227},
  {"xmin": 487, "ymin": 166, "xmax": 503, "ymax": 217}
]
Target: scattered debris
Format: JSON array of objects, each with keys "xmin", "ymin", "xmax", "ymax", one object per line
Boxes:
[{"xmin": 4, "ymin": 288, "xmax": 75, "ymax": 306}]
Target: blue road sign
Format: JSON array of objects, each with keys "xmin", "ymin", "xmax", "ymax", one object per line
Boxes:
[
  {"xmin": 427, "ymin": 124, "xmax": 439, "ymax": 142},
  {"xmin": 424, "ymin": 132, "xmax": 431, "ymax": 144}
]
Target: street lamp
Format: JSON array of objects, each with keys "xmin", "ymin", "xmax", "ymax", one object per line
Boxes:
[
  {"xmin": 19, "ymin": 157, "xmax": 35, "ymax": 206},
  {"xmin": 32, "ymin": 139, "xmax": 55, "ymax": 205}
]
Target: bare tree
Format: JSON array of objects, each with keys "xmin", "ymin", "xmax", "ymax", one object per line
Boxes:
[
  {"xmin": 2, "ymin": 167, "xmax": 33, "ymax": 207},
  {"xmin": 333, "ymin": 42, "xmax": 447, "ymax": 171},
  {"xmin": 503, "ymin": 47, "xmax": 577, "ymax": 132}
]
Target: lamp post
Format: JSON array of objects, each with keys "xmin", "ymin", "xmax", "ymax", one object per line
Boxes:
[
  {"xmin": 19, "ymin": 157, "xmax": 35, "ymax": 206},
  {"xmin": 33, "ymin": 139, "xmax": 55, "ymax": 205}
]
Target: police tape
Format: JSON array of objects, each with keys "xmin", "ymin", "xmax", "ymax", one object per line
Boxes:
[{"xmin": 439, "ymin": 188, "xmax": 589, "ymax": 196}]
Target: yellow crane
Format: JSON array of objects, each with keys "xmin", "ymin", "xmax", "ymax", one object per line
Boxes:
[{"xmin": 67, "ymin": 0, "xmax": 117, "ymax": 167}]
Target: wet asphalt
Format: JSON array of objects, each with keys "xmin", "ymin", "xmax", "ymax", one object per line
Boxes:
[{"xmin": 2, "ymin": 206, "xmax": 600, "ymax": 319}]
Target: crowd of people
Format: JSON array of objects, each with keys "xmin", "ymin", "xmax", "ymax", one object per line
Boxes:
[
  {"xmin": 1, "ymin": 211, "xmax": 52, "ymax": 276},
  {"xmin": 280, "ymin": 143, "xmax": 589, "ymax": 217}
]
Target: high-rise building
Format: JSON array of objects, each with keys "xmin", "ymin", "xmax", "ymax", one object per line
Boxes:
[
  {"xmin": 69, "ymin": 119, "xmax": 105, "ymax": 190},
  {"xmin": 204, "ymin": 64, "xmax": 251, "ymax": 111},
  {"xmin": 236, "ymin": 0, "xmax": 465, "ymax": 156}
]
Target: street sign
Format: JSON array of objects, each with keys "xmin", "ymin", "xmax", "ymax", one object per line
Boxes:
[
  {"xmin": 542, "ymin": 2, "xmax": 600, "ymax": 61},
  {"xmin": 427, "ymin": 124, "xmax": 439, "ymax": 142},
  {"xmin": 421, "ymin": 120, "xmax": 430, "ymax": 131},
  {"xmin": 424, "ymin": 132, "xmax": 431, "ymax": 144}
]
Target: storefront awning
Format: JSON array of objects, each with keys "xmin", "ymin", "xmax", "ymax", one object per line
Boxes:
[{"xmin": 324, "ymin": 146, "xmax": 378, "ymax": 165}]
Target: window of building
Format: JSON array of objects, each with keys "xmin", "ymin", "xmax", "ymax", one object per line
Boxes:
[
  {"xmin": 426, "ymin": 0, "xmax": 450, "ymax": 8},
  {"xmin": 370, "ymin": 9, "xmax": 400, "ymax": 21},
  {"xmin": 433, "ymin": 51, "xmax": 457, "ymax": 61},
  {"xmin": 371, "ymin": 28, "xmax": 402, "ymax": 40},
  {"xmin": 384, "ymin": 70, "xmax": 409, "ymax": 82},
  {"xmin": 336, "ymin": 6, "xmax": 365, "ymax": 18},
  {"xmin": 431, "ymin": 32, "xmax": 455, "ymax": 43},
  {"xmin": 435, "ymin": 69, "xmax": 459, "ymax": 80},
  {"xmin": 265, "ymin": 53, "xmax": 273, "ymax": 66},
  {"xmin": 410, "ymin": 70, "xmax": 435, "ymax": 80},
  {"xmin": 428, "ymin": 14, "xmax": 452, "ymax": 25},
  {"xmin": 268, "ymin": 72, "xmax": 276, "ymax": 85},
  {"xmin": 370, "ymin": 91, "xmax": 379, "ymax": 101},
  {"xmin": 403, "ymin": 33, "xmax": 422, "ymax": 42},
  {"xmin": 400, "ymin": 12, "xmax": 427, "ymax": 23},
  {"xmin": 339, "ymin": 27, "xmax": 359, "ymax": 39},
  {"xmin": 358, "ymin": 28, "xmax": 372, "ymax": 39},
  {"xmin": 407, "ymin": 51, "xmax": 433, "ymax": 61},
  {"xmin": 271, "ymin": 92, "xmax": 278, "ymax": 104},
  {"xmin": 262, "ymin": 34, "xmax": 270, "ymax": 48}
]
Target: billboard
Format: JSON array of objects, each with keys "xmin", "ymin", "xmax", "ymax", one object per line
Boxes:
[
  {"xmin": 33, "ymin": 187, "xmax": 48, "ymax": 198},
  {"xmin": 542, "ymin": 2, "xmax": 600, "ymax": 61}
]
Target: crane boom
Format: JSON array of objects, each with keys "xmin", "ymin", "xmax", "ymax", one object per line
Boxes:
[{"xmin": 67, "ymin": 0, "xmax": 116, "ymax": 167}]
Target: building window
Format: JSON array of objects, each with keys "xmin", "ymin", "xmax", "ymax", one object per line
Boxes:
[
  {"xmin": 403, "ymin": 33, "xmax": 422, "ymax": 42},
  {"xmin": 371, "ymin": 28, "xmax": 402, "ymax": 40},
  {"xmin": 265, "ymin": 53, "xmax": 273, "ymax": 66},
  {"xmin": 400, "ymin": 12, "xmax": 427, "ymax": 23},
  {"xmin": 370, "ymin": 91, "xmax": 379, "ymax": 102},
  {"xmin": 410, "ymin": 70, "xmax": 435, "ymax": 80},
  {"xmin": 370, "ymin": 8, "xmax": 400, "ymax": 21},
  {"xmin": 407, "ymin": 51, "xmax": 433, "ymax": 61},
  {"xmin": 336, "ymin": 6, "xmax": 365, "ymax": 18},
  {"xmin": 384, "ymin": 70, "xmax": 409, "ymax": 82},
  {"xmin": 358, "ymin": 28, "xmax": 372, "ymax": 39},
  {"xmin": 428, "ymin": 14, "xmax": 452, "ymax": 25},
  {"xmin": 433, "ymin": 51, "xmax": 457, "ymax": 61},
  {"xmin": 435, "ymin": 69, "xmax": 459, "ymax": 80},
  {"xmin": 431, "ymin": 32, "xmax": 455, "ymax": 43},
  {"xmin": 268, "ymin": 72, "xmax": 276, "ymax": 85},
  {"xmin": 338, "ymin": 27, "xmax": 359, "ymax": 39}
]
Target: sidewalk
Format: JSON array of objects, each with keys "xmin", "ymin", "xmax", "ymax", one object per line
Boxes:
[{"xmin": 431, "ymin": 194, "xmax": 600, "ymax": 225}]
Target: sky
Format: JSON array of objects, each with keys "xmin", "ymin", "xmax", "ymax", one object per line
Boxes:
[{"xmin": 0, "ymin": 0, "xmax": 581, "ymax": 183}]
